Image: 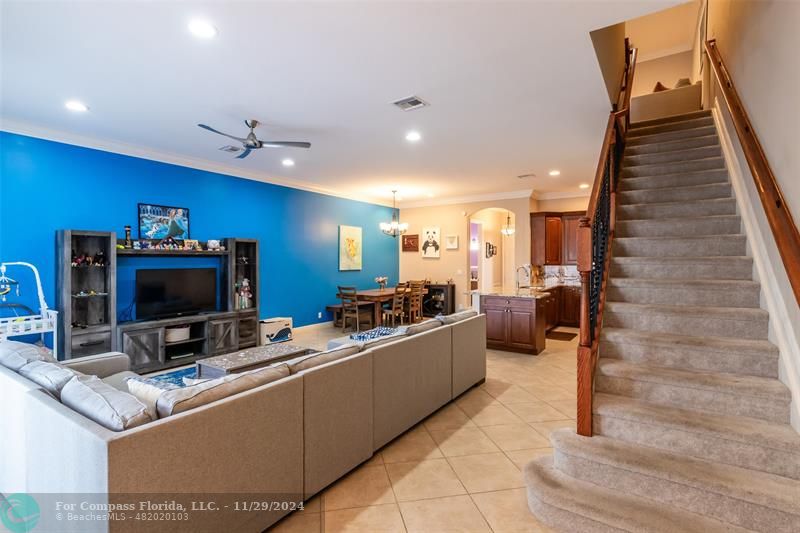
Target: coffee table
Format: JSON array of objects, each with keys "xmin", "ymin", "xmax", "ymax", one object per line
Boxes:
[{"xmin": 196, "ymin": 343, "xmax": 317, "ymax": 379}]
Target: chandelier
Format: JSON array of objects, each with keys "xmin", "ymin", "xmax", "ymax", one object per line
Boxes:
[
  {"xmin": 380, "ymin": 190, "xmax": 409, "ymax": 237},
  {"xmin": 500, "ymin": 211, "xmax": 515, "ymax": 236}
]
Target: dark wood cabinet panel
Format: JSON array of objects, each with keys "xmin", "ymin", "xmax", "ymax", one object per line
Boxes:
[
  {"xmin": 544, "ymin": 217, "xmax": 563, "ymax": 265},
  {"xmin": 484, "ymin": 307, "xmax": 508, "ymax": 344},
  {"xmin": 544, "ymin": 286, "xmax": 560, "ymax": 331},
  {"xmin": 559, "ymin": 286, "xmax": 581, "ymax": 327},
  {"xmin": 530, "ymin": 214, "xmax": 546, "ymax": 266},
  {"xmin": 562, "ymin": 214, "xmax": 582, "ymax": 265},
  {"xmin": 508, "ymin": 308, "xmax": 535, "ymax": 351}
]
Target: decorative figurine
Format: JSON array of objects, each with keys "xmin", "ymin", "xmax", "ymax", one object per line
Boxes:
[
  {"xmin": 375, "ymin": 276, "xmax": 388, "ymax": 290},
  {"xmin": 124, "ymin": 225, "xmax": 133, "ymax": 248},
  {"xmin": 93, "ymin": 250, "xmax": 105, "ymax": 266},
  {"xmin": 238, "ymin": 278, "xmax": 253, "ymax": 309}
]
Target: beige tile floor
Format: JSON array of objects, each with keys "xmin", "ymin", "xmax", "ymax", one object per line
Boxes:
[{"xmin": 269, "ymin": 324, "xmax": 579, "ymax": 532}]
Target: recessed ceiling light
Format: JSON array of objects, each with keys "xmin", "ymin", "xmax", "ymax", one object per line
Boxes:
[
  {"xmin": 405, "ymin": 131, "xmax": 422, "ymax": 142},
  {"xmin": 548, "ymin": 170, "xmax": 561, "ymax": 176},
  {"xmin": 64, "ymin": 100, "xmax": 89, "ymax": 112},
  {"xmin": 579, "ymin": 183, "xmax": 590, "ymax": 189},
  {"xmin": 426, "ymin": 192, "xmax": 435, "ymax": 198},
  {"xmin": 281, "ymin": 158, "xmax": 295, "ymax": 167},
  {"xmin": 188, "ymin": 19, "xmax": 217, "ymax": 39}
]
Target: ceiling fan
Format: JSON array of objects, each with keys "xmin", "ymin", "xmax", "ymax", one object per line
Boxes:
[{"xmin": 197, "ymin": 119, "xmax": 311, "ymax": 159}]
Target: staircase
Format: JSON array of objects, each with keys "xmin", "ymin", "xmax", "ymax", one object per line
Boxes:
[{"xmin": 525, "ymin": 110, "xmax": 800, "ymax": 532}]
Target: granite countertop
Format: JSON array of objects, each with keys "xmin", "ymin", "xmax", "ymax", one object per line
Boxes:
[{"xmin": 478, "ymin": 289, "xmax": 551, "ymax": 299}]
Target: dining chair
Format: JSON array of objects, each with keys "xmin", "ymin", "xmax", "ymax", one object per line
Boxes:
[
  {"xmin": 338, "ymin": 286, "xmax": 374, "ymax": 332},
  {"xmin": 383, "ymin": 282, "xmax": 407, "ymax": 326},
  {"xmin": 405, "ymin": 280, "xmax": 425, "ymax": 323}
]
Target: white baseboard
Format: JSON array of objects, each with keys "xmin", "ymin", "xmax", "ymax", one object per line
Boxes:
[
  {"xmin": 293, "ymin": 321, "xmax": 334, "ymax": 333},
  {"xmin": 712, "ymin": 100, "xmax": 800, "ymax": 431}
]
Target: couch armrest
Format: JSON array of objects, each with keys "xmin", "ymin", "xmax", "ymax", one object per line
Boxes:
[{"xmin": 63, "ymin": 352, "xmax": 131, "ymax": 378}]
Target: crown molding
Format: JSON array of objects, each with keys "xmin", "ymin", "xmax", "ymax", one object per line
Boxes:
[
  {"xmin": 401, "ymin": 189, "xmax": 533, "ymax": 209},
  {"xmin": 534, "ymin": 190, "xmax": 591, "ymax": 200},
  {"xmin": 0, "ymin": 118, "xmax": 393, "ymax": 207}
]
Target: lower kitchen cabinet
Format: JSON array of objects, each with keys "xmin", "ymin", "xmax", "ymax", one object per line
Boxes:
[
  {"xmin": 560, "ymin": 285, "xmax": 581, "ymax": 327},
  {"xmin": 481, "ymin": 295, "xmax": 546, "ymax": 354}
]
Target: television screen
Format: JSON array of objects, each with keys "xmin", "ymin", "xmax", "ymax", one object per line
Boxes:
[{"xmin": 136, "ymin": 268, "xmax": 217, "ymax": 320}]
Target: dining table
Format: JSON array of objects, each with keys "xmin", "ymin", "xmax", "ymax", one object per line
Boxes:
[{"xmin": 336, "ymin": 287, "xmax": 428, "ymax": 326}]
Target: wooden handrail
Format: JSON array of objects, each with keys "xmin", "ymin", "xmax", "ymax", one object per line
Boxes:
[
  {"xmin": 705, "ymin": 40, "xmax": 800, "ymax": 305},
  {"xmin": 576, "ymin": 39, "xmax": 637, "ymax": 437}
]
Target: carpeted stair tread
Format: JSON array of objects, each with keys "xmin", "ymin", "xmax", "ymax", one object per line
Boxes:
[
  {"xmin": 619, "ymin": 168, "xmax": 728, "ymax": 191},
  {"xmin": 616, "ymin": 215, "xmax": 741, "ymax": 238},
  {"xmin": 607, "ymin": 277, "xmax": 759, "ymax": 291},
  {"xmin": 524, "ymin": 456, "xmax": 746, "ymax": 533},
  {"xmin": 624, "ymin": 134, "xmax": 719, "ymax": 156},
  {"xmin": 624, "ymin": 144, "xmax": 721, "ymax": 167},
  {"xmin": 550, "ymin": 428, "xmax": 800, "ymax": 520},
  {"xmin": 599, "ymin": 326, "xmax": 778, "ymax": 377},
  {"xmin": 594, "ymin": 393, "xmax": 800, "ymax": 456},
  {"xmin": 606, "ymin": 276, "xmax": 759, "ymax": 307},
  {"xmin": 605, "ymin": 301, "xmax": 768, "ymax": 321},
  {"xmin": 617, "ymin": 197, "xmax": 737, "ymax": 219},
  {"xmin": 613, "ymin": 234, "xmax": 746, "ymax": 258},
  {"xmin": 626, "ymin": 125, "xmax": 717, "ymax": 146},
  {"xmin": 627, "ymin": 116, "xmax": 715, "ymax": 138},
  {"xmin": 617, "ymin": 181, "xmax": 731, "ymax": 204},
  {"xmin": 600, "ymin": 327, "xmax": 777, "ymax": 358},
  {"xmin": 610, "ymin": 255, "xmax": 753, "ymax": 279},
  {"xmin": 621, "ymin": 156, "xmax": 725, "ymax": 178},
  {"xmin": 630, "ymin": 110, "xmax": 712, "ymax": 129},
  {"xmin": 596, "ymin": 359, "xmax": 790, "ymax": 402}
]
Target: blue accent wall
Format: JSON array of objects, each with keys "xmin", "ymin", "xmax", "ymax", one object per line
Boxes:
[{"xmin": 0, "ymin": 132, "xmax": 399, "ymax": 327}]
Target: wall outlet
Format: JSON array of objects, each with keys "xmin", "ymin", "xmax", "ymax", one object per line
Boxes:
[{"xmin": 317, "ymin": 312, "xmax": 323, "ymax": 319}]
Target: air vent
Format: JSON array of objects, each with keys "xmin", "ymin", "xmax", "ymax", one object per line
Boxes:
[
  {"xmin": 517, "ymin": 173, "xmax": 537, "ymax": 179},
  {"xmin": 219, "ymin": 145, "xmax": 242, "ymax": 153},
  {"xmin": 392, "ymin": 95, "xmax": 429, "ymax": 111}
]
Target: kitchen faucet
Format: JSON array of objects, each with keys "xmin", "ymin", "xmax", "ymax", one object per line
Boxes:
[{"xmin": 516, "ymin": 265, "xmax": 532, "ymax": 290}]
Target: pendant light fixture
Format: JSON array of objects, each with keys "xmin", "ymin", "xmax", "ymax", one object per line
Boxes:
[
  {"xmin": 500, "ymin": 211, "xmax": 515, "ymax": 236},
  {"xmin": 380, "ymin": 190, "xmax": 409, "ymax": 237}
]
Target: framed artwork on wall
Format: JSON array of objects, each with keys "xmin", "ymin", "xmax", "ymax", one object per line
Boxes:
[
  {"xmin": 445, "ymin": 235, "xmax": 459, "ymax": 250},
  {"xmin": 138, "ymin": 203, "xmax": 190, "ymax": 240},
  {"xmin": 421, "ymin": 227, "xmax": 441, "ymax": 258},
  {"xmin": 339, "ymin": 225, "xmax": 363, "ymax": 271},
  {"xmin": 402, "ymin": 234, "xmax": 419, "ymax": 252}
]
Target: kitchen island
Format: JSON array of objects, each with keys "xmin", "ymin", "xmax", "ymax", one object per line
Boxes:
[{"xmin": 480, "ymin": 290, "xmax": 549, "ymax": 354}]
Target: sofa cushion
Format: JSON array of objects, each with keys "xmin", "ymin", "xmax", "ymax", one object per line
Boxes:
[
  {"xmin": 287, "ymin": 345, "xmax": 360, "ymax": 374},
  {"xmin": 102, "ymin": 370, "xmax": 141, "ymax": 392},
  {"xmin": 156, "ymin": 363, "xmax": 290, "ymax": 417},
  {"xmin": 436, "ymin": 309, "xmax": 478, "ymax": 325},
  {"xmin": 61, "ymin": 375, "xmax": 152, "ymax": 431},
  {"xmin": 17, "ymin": 360, "xmax": 79, "ymax": 398},
  {"xmin": 125, "ymin": 376, "xmax": 180, "ymax": 419},
  {"xmin": 0, "ymin": 340, "xmax": 56, "ymax": 371},
  {"xmin": 400, "ymin": 318, "xmax": 441, "ymax": 336}
]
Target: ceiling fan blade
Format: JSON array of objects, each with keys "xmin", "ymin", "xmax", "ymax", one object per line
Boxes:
[
  {"xmin": 235, "ymin": 147, "xmax": 253, "ymax": 159},
  {"xmin": 198, "ymin": 124, "xmax": 246, "ymax": 142},
  {"xmin": 258, "ymin": 141, "xmax": 311, "ymax": 149}
]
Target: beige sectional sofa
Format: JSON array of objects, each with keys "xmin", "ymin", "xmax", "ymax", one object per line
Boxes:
[{"xmin": 0, "ymin": 312, "xmax": 486, "ymax": 532}]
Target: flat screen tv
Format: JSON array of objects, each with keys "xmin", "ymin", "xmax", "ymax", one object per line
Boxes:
[{"xmin": 136, "ymin": 268, "xmax": 217, "ymax": 320}]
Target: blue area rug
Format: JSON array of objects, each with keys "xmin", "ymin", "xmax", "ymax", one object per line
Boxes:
[{"xmin": 147, "ymin": 367, "xmax": 196, "ymax": 388}]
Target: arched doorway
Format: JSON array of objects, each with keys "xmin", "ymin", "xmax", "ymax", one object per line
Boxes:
[{"xmin": 466, "ymin": 207, "xmax": 516, "ymax": 309}]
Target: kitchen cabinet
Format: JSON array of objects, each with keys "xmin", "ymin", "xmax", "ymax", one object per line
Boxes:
[
  {"xmin": 560, "ymin": 285, "xmax": 581, "ymax": 327},
  {"xmin": 531, "ymin": 213, "xmax": 563, "ymax": 266},
  {"xmin": 562, "ymin": 214, "xmax": 582, "ymax": 265},
  {"xmin": 531, "ymin": 211, "xmax": 586, "ymax": 266},
  {"xmin": 543, "ymin": 286, "xmax": 560, "ymax": 331},
  {"xmin": 481, "ymin": 295, "xmax": 545, "ymax": 354}
]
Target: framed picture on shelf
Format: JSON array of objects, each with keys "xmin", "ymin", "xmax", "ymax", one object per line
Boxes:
[
  {"xmin": 445, "ymin": 235, "xmax": 459, "ymax": 250},
  {"xmin": 339, "ymin": 225, "xmax": 363, "ymax": 271},
  {"xmin": 421, "ymin": 227, "xmax": 441, "ymax": 258},
  {"xmin": 402, "ymin": 234, "xmax": 419, "ymax": 252},
  {"xmin": 138, "ymin": 203, "xmax": 190, "ymax": 240}
]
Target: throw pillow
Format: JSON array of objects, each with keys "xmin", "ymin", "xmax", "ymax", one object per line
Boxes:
[
  {"xmin": 18, "ymin": 360, "xmax": 79, "ymax": 398},
  {"xmin": 349, "ymin": 326, "xmax": 397, "ymax": 342},
  {"xmin": 400, "ymin": 318, "xmax": 442, "ymax": 336},
  {"xmin": 126, "ymin": 377, "xmax": 180, "ymax": 420},
  {"xmin": 61, "ymin": 375, "xmax": 152, "ymax": 431},
  {"xmin": 156, "ymin": 363, "xmax": 290, "ymax": 417},
  {"xmin": 0, "ymin": 340, "xmax": 57, "ymax": 371}
]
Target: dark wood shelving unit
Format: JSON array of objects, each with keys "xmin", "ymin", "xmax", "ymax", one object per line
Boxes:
[{"xmin": 116, "ymin": 248, "xmax": 230, "ymax": 257}]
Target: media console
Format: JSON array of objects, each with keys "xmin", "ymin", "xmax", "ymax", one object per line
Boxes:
[{"xmin": 57, "ymin": 230, "xmax": 260, "ymax": 370}]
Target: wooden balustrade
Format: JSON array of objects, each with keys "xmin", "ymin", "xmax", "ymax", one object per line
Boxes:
[
  {"xmin": 705, "ymin": 40, "xmax": 800, "ymax": 306},
  {"xmin": 576, "ymin": 40, "xmax": 637, "ymax": 437}
]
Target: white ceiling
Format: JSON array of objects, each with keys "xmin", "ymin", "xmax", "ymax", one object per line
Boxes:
[{"xmin": 0, "ymin": 0, "xmax": 681, "ymax": 206}]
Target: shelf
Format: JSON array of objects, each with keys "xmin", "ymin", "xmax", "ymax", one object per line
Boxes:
[
  {"xmin": 72, "ymin": 293, "xmax": 109, "ymax": 298},
  {"xmin": 117, "ymin": 248, "xmax": 230, "ymax": 257},
  {"xmin": 71, "ymin": 324, "xmax": 111, "ymax": 335},
  {"xmin": 165, "ymin": 336, "xmax": 206, "ymax": 346},
  {"xmin": 71, "ymin": 265, "xmax": 108, "ymax": 269}
]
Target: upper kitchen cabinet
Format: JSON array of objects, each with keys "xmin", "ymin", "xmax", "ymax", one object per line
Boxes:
[
  {"xmin": 531, "ymin": 211, "xmax": 586, "ymax": 266},
  {"xmin": 530, "ymin": 213, "xmax": 563, "ymax": 265}
]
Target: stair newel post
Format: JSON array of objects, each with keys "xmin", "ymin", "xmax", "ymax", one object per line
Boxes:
[{"xmin": 576, "ymin": 216, "xmax": 594, "ymax": 437}]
